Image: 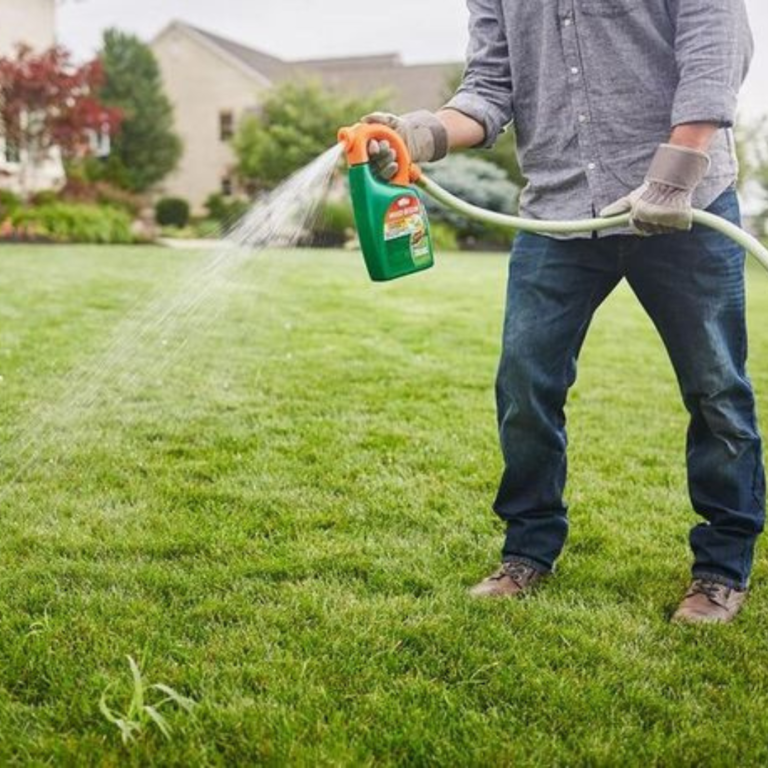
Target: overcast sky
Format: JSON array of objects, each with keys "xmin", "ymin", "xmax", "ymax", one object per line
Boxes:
[{"xmin": 58, "ymin": 0, "xmax": 767, "ymax": 119}]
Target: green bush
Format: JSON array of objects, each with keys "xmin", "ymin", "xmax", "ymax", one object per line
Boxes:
[
  {"xmin": 429, "ymin": 221, "xmax": 459, "ymax": 251},
  {"xmin": 193, "ymin": 219, "xmax": 222, "ymax": 239},
  {"xmin": 318, "ymin": 200, "xmax": 355, "ymax": 235},
  {"xmin": 204, "ymin": 193, "xmax": 227, "ymax": 221},
  {"xmin": 155, "ymin": 197, "xmax": 190, "ymax": 228},
  {"xmin": 61, "ymin": 173, "xmax": 145, "ymax": 216},
  {"xmin": 309, "ymin": 200, "xmax": 356, "ymax": 247},
  {"xmin": 234, "ymin": 79, "xmax": 385, "ymax": 190},
  {"xmin": 11, "ymin": 203, "xmax": 134, "ymax": 244},
  {"xmin": 31, "ymin": 190, "xmax": 60, "ymax": 207},
  {"xmin": 0, "ymin": 189, "xmax": 21, "ymax": 219},
  {"xmin": 204, "ymin": 193, "xmax": 250, "ymax": 225},
  {"xmin": 423, "ymin": 155, "xmax": 519, "ymax": 249},
  {"xmin": 95, "ymin": 184, "xmax": 145, "ymax": 216}
]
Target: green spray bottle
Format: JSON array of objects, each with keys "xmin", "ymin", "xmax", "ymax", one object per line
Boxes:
[{"xmin": 339, "ymin": 124, "xmax": 434, "ymax": 282}]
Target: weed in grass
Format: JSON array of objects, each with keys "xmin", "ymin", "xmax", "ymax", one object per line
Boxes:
[{"xmin": 99, "ymin": 656, "xmax": 196, "ymax": 745}]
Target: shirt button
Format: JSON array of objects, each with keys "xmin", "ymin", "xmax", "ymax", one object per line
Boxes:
[
  {"xmin": 570, "ymin": 66, "xmax": 580, "ymax": 75},
  {"xmin": 564, "ymin": 17, "xmax": 573, "ymax": 26},
  {"xmin": 578, "ymin": 114, "xmax": 588, "ymax": 123},
  {"xmin": 587, "ymin": 162, "xmax": 597, "ymax": 170}
]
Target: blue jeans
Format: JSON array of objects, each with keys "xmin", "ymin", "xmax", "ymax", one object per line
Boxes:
[{"xmin": 495, "ymin": 187, "xmax": 765, "ymax": 589}]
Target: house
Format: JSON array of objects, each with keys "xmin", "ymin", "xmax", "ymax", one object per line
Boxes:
[
  {"xmin": 0, "ymin": 0, "xmax": 55, "ymax": 54},
  {"xmin": 151, "ymin": 21, "xmax": 459, "ymax": 212},
  {"xmin": 0, "ymin": 0, "xmax": 65, "ymax": 196}
]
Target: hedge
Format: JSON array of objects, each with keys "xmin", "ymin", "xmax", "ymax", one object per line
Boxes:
[
  {"xmin": 155, "ymin": 197, "xmax": 190, "ymax": 228},
  {"xmin": 10, "ymin": 203, "xmax": 134, "ymax": 244}
]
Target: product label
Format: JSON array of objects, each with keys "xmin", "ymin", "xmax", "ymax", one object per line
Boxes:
[{"xmin": 383, "ymin": 195, "xmax": 431, "ymax": 265}]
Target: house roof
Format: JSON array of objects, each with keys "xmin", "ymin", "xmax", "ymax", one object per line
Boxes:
[
  {"xmin": 293, "ymin": 53, "xmax": 404, "ymax": 70},
  {"xmin": 186, "ymin": 24, "xmax": 287, "ymax": 82},
  {"xmin": 165, "ymin": 21, "xmax": 460, "ymax": 112},
  {"xmin": 310, "ymin": 61, "xmax": 460, "ymax": 112}
]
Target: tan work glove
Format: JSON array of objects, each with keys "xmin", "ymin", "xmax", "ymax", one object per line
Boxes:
[
  {"xmin": 361, "ymin": 111, "xmax": 449, "ymax": 181},
  {"xmin": 600, "ymin": 144, "xmax": 711, "ymax": 235}
]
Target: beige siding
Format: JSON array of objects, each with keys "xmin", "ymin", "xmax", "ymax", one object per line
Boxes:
[
  {"xmin": 0, "ymin": 0, "xmax": 55, "ymax": 54},
  {"xmin": 152, "ymin": 26, "xmax": 266, "ymax": 213},
  {"xmin": 0, "ymin": 0, "xmax": 61, "ymax": 195}
]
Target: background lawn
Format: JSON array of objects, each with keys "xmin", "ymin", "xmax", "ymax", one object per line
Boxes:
[{"xmin": 1, "ymin": 244, "xmax": 768, "ymax": 765}]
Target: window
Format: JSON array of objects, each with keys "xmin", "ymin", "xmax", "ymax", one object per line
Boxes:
[
  {"xmin": 86, "ymin": 125, "xmax": 112, "ymax": 159},
  {"xmin": 221, "ymin": 177, "xmax": 233, "ymax": 197},
  {"xmin": 1, "ymin": 137, "xmax": 20, "ymax": 164},
  {"xmin": 219, "ymin": 111, "xmax": 235, "ymax": 142}
]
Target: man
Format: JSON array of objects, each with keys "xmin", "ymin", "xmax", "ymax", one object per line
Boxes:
[{"xmin": 364, "ymin": 0, "xmax": 764, "ymax": 623}]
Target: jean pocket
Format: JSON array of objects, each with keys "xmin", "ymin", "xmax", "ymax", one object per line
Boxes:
[{"xmin": 578, "ymin": 0, "xmax": 639, "ymax": 16}]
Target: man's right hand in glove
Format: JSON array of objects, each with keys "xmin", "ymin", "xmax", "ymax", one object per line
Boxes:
[{"xmin": 361, "ymin": 111, "xmax": 450, "ymax": 181}]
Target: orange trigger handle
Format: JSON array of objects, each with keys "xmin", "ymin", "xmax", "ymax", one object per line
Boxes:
[{"xmin": 338, "ymin": 123, "xmax": 419, "ymax": 187}]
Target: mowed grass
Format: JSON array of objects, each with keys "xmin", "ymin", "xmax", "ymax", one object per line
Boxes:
[{"xmin": 0, "ymin": 243, "xmax": 768, "ymax": 765}]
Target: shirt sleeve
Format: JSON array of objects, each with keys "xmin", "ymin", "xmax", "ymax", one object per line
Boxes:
[
  {"xmin": 670, "ymin": 0, "xmax": 754, "ymax": 128},
  {"xmin": 443, "ymin": 0, "xmax": 514, "ymax": 148}
]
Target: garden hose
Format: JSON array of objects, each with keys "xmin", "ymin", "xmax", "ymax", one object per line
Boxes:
[{"xmin": 417, "ymin": 173, "xmax": 768, "ymax": 272}]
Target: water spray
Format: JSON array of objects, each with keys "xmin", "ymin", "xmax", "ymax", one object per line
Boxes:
[{"xmin": 338, "ymin": 123, "xmax": 768, "ymax": 282}]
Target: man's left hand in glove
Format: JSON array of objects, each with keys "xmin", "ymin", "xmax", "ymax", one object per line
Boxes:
[{"xmin": 600, "ymin": 141, "xmax": 712, "ymax": 236}]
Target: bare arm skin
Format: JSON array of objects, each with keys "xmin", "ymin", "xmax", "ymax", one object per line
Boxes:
[
  {"xmin": 436, "ymin": 108, "xmax": 487, "ymax": 151},
  {"xmin": 669, "ymin": 122, "xmax": 719, "ymax": 151}
]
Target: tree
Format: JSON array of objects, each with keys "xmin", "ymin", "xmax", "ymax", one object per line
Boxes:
[
  {"xmin": 736, "ymin": 117, "xmax": 768, "ymax": 233},
  {"xmin": 0, "ymin": 44, "xmax": 122, "ymax": 198},
  {"xmin": 740, "ymin": 120, "xmax": 768, "ymax": 189},
  {"xmin": 96, "ymin": 29, "xmax": 182, "ymax": 193},
  {"xmin": 234, "ymin": 80, "xmax": 386, "ymax": 190}
]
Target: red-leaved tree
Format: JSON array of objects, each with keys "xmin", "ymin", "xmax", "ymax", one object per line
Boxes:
[{"xmin": 0, "ymin": 45, "xmax": 123, "ymax": 197}]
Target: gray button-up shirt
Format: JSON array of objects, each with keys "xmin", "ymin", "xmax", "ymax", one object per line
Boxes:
[{"xmin": 445, "ymin": 0, "xmax": 754, "ymax": 236}]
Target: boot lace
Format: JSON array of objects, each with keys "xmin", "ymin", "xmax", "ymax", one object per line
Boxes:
[
  {"xmin": 688, "ymin": 579, "xmax": 729, "ymax": 606},
  {"xmin": 492, "ymin": 560, "xmax": 536, "ymax": 587}
]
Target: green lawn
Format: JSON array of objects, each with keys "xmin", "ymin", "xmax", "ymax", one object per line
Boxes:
[{"xmin": 1, "ymin": 244, "xmax": 768, "ymax": 765}]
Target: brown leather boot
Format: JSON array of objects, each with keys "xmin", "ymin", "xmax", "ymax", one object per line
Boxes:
[
  {"xmin": 672, "ymin": 579, "xmax": 747, "ymax": 624},
  {"xmin": 469, "ymin": 558, "xmax": 546, "ymax": 598}
]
